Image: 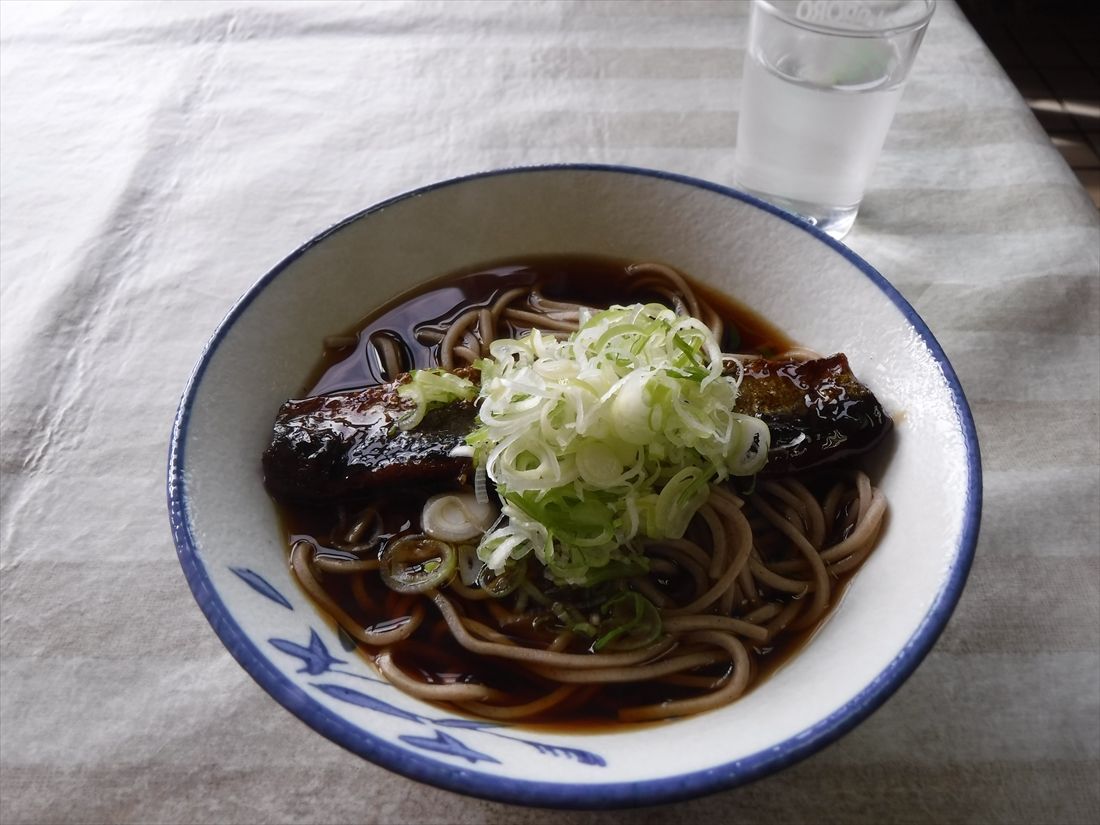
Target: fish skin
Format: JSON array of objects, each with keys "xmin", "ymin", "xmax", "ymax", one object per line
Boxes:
[
  {"xmin": 263, "ymin": 354, "xmax": 891, "ymax": 500},
  {"xmin": 733, "ymin": 354, "xmax": 892, "ymax": 476},
  {"xmin": 261, "ymin": 381, "xmax": 476, "ymax": 501}
]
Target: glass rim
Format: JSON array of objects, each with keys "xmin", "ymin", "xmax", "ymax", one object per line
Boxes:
[{"xmin": 754, "ymin": 0, "xmax": 936, "ymax": 39}]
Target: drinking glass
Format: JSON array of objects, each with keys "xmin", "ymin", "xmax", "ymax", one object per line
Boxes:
[{"xmin": 733, "ymin": 0, "xmax": 935, "ymax": 239}]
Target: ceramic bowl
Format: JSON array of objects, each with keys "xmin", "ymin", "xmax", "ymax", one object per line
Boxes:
[{"xmin": 168, "ymin": 165, "xmax": 980, "ymax": 808}]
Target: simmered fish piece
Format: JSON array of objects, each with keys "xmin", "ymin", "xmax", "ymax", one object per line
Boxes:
[
  {"xmin": 262, "ymin": 381, "xmax": 476, "ymax": 501},
  {"xmin": 733, "ymin": 354, "xmax": 892, "ymax": 476}
]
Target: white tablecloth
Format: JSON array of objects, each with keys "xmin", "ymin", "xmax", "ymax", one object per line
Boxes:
[{"xmin": 2, "ymin": 2, "xmax": 1098, "ymax": 823}]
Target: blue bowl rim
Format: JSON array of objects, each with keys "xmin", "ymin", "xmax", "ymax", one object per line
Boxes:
[{"xmin": 167, "ymin": 162, "xmax": 982, "ymax": 810}]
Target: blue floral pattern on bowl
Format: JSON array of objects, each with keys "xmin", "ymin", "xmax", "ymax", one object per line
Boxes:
[{"xmin": 252, "ymin": 580, "xmax": 607, "ymax": 768}]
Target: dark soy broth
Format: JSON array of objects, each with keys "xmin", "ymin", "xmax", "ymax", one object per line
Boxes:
[
  {"xmin": 302, "ymin": 255, "xmax": 794, "ymax": 396},
  {"xmin": 273, "ymin": 255, "xmax": 859, "ymax": 727}
]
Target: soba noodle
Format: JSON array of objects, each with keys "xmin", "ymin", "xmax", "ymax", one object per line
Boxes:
[{"xmin": 287, "ymin": 262, "xmax": 887, "ymax": 722}]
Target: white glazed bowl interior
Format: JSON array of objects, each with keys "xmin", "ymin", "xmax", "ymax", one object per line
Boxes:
[{"xmin": 169, "ymin": 166, "xmax": 980, "ymax": 808}]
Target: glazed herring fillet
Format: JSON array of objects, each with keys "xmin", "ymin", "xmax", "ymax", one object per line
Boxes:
[{"xmin": 262, "ymin": 354, "xmax": 891, "ymax": 501}]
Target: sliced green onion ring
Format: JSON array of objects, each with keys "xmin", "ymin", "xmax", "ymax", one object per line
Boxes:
[
  {"xmin": 422, "ymin": 492, "xmax": 497, "ymax": 542},
  {"xmin": 475, "ymin": 561, "xmax": 526, "ymax": 598},
  {"xmin": 456, "ymin": 543, "xmax": 484, "ymax": 586},
  {"xmin": 592, "ymin": 591, "xmax": 662, "ymax": 652},
  {"xmin": 379, "ymin": 534, "xmax": 457, "ymax": 593}
]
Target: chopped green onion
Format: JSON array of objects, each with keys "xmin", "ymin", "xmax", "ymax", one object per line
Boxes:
[
  {"xmin": 468, "ymin": 303, "xmax": 770, "ymax": 585},
  {"xmin": 592, "ymin": 592, "xmax": 662, "ymax": 652},
  {"xmin": 396, "ymin": 368, "xmax": 476, "ymax": 430},
  {"xmin": 421, "ymin": 492, "xmax": 496, "ymax": 542},
  {"xmin": 379, "ymin": 535, "xmax": 456, "ymax": 593},
  {"xmin": 551, "ymin": 601, "xmax": 596, "ymax": 637},
  {"xmin": 475, "ymin": 560, "xmax": 526, "ymax": 598}
]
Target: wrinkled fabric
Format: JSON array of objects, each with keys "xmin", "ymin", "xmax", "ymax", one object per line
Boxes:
[{"xmin": 1, "ymin": 1, "xmax": 1098, "ymax": 823}]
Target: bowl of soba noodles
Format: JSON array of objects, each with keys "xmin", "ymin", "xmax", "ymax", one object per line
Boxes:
[{"xmin": 168, "ymin": 164, "xmax": 980, "ymax": 808}]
